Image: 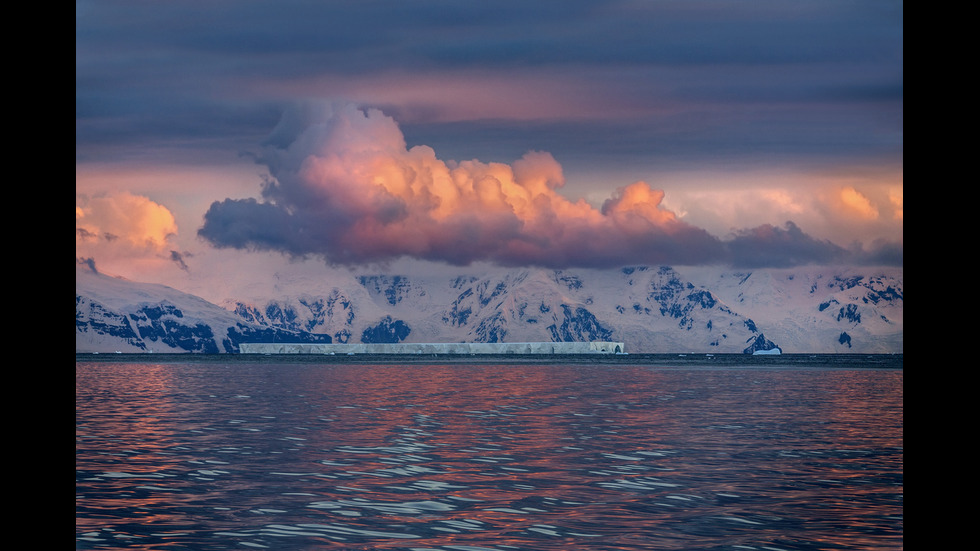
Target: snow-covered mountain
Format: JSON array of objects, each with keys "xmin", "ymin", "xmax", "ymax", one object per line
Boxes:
[
  {"xmin": 75, "ymin": 267, "xmax": 330, "ymax": 353},
  {"xmin": 76, "ymin": 263, "xmax": 902, "ymax": 354}
]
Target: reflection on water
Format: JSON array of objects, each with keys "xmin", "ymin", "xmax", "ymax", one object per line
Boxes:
[{"xmin": 77, "ymin": 362, "xmax": 902, "ymax": 550}]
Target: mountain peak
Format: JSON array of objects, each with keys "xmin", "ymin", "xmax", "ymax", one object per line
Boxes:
[{"xmin": 77, "ymin": 264, "xmax": 902, "ymax": 354}]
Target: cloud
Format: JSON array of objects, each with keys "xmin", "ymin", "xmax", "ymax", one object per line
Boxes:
[
  {"xmin": 724, "ymin": 221, "xmax": 846, "ymax": 268},
  {"xmin": 76, "ymin": 191, "xmax": 184, "ymax": 277},
  {"xmin": 77, "ymin": 257, "xmax": 99, "ymax": 274},
  {"xmin": 76, "ymin": 191, "xmax": 177, "ymax": 250},
  {"xmin": 170, "ymin": 250, "xmax": 191, "ymax": 271},
  {"xmin": 76, "ymin": 1, "xmax": 902, "ymax": 173},
  {"xmin": 200, "ymin": 104, "xmax": 899, "ymax": 268},
  {"xmin": 839, "ymin": 186, "xmax": 879, "ymax": 219},
  {"xmin": 889, "ymin": 187, "xmax": 903, "ymax": 220}
]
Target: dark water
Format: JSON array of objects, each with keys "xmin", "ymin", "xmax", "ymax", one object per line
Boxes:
[{"xmin": 76, "ymin": 359, "xmax": 903, "ymax": 550}]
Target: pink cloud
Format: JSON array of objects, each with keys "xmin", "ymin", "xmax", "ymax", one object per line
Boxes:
[
  {"xmin": 201, "ymin": 104, "xmax": 890, "ymax": 268},
  {"xmin": 76, "ymin": 191, "xmax": 177, "ymax": 250}
]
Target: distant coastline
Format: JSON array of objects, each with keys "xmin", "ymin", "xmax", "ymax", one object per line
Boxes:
[{"xmin": 75, "ymin": 352, "xmax": 903, "ymax": 369}]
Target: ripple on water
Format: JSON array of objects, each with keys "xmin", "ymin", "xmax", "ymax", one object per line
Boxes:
[
  {"xmin": 308, "ymin": 497, "xmax": 460, "ymax": 516},
  {"xmin": 77, "ymin": 362, "xmax": 903, "ymax": 550}
]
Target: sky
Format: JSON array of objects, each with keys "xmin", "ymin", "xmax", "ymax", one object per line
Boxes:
[{"xmin": 76, "ymin": 0, "xmax": 903, "ymax": 302}]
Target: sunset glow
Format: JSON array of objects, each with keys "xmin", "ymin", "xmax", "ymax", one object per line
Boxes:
[
  {"xmin": 76, "ymin": 0, "xmax": 902, "ymax": 293},
  {"xmin": 78, "ymin": 6, "xmax": 903, "ymax": 546},
  {"xmin": 76, "ymin": 192, "xmax": 178, "ymax": 251}
]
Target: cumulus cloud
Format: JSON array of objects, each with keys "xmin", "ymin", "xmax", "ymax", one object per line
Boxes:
[
  {"xmin": 200, "ymin": 104, "xmax": 897, "ymax": 268},
  {"xmin": 839, "ymin": 186, "xmax": 879, "ymax": 220},
  {"xmin": 889, "ymin": 187, "xmax": 903, "ymax": 221},
  {"xmin": 76, "ymin": 191, "xmax": 183, "ymax": 276},
  {"xmin": 76, "ymin": 191, "xmax": 177, "ymax": 250}
]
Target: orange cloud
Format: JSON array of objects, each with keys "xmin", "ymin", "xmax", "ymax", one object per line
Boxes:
[
  {"xmin": 76, "ymin": 191, "xmax": 177, "ymax": 250},
  {"xmin": 256, "ymin": 107, "xmax": 700, "ymax": 261},
  {"xmin": 839, "ymin": 186, "xmax": 879, "ymax": 220},
  {"xmin": 889, "ymin": 187, "xmax": 903, "ymax": 221},
  {"xmin": 602, "ymin": 181, "xmax": 678, "ymax": 230},
  {"xmin": 201, "ymin": 104, "xmax": 895, "ymax": 268}
]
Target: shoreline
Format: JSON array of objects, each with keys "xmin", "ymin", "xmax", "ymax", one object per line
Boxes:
[{"xmin": 75, "ymin": 352, "xmax": 903, "ymax": 369}]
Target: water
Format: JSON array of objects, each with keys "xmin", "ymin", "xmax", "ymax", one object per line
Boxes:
[{"xmin": 76, "ymin": 359, "xmax": 903, "ymax": 550}]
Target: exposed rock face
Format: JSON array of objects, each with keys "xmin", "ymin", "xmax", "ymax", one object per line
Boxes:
[
  {"xmin": 743, "ymin": 333, "xmax": 781, "ymax": 355},
  {"xmin": 77, "ymin": 263, "xmax": 902, "ymax": 354}
]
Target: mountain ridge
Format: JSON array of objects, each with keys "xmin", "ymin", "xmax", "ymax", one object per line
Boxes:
[{"xmin": 76, "ymin": 263, "xmax": 902, "ymax": 354}]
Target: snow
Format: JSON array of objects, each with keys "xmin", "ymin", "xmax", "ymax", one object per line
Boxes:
[{"xmin": 76, "ymin": 262, "xmax": 903, "ymax": 354}]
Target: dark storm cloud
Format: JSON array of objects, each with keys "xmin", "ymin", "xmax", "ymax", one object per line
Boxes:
[
  {"xmin": 196, "ymin": 197, "xmax": 315, "ymax": 256},
  {"xmin": 724, "ymin": 221, "xmax": 847, "ymax": 268},
  {"xmin": 78, "ymin": 1, "xmax": 901, "ymax": 269},
  {"xmin": 76, "ymin": 0, "xmax": 902, "ymax": 168}
]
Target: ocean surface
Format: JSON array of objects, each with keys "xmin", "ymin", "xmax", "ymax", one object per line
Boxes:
[{"xmin": 76, "ymin": 355, "xmax": 903, "ymax": 550}]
